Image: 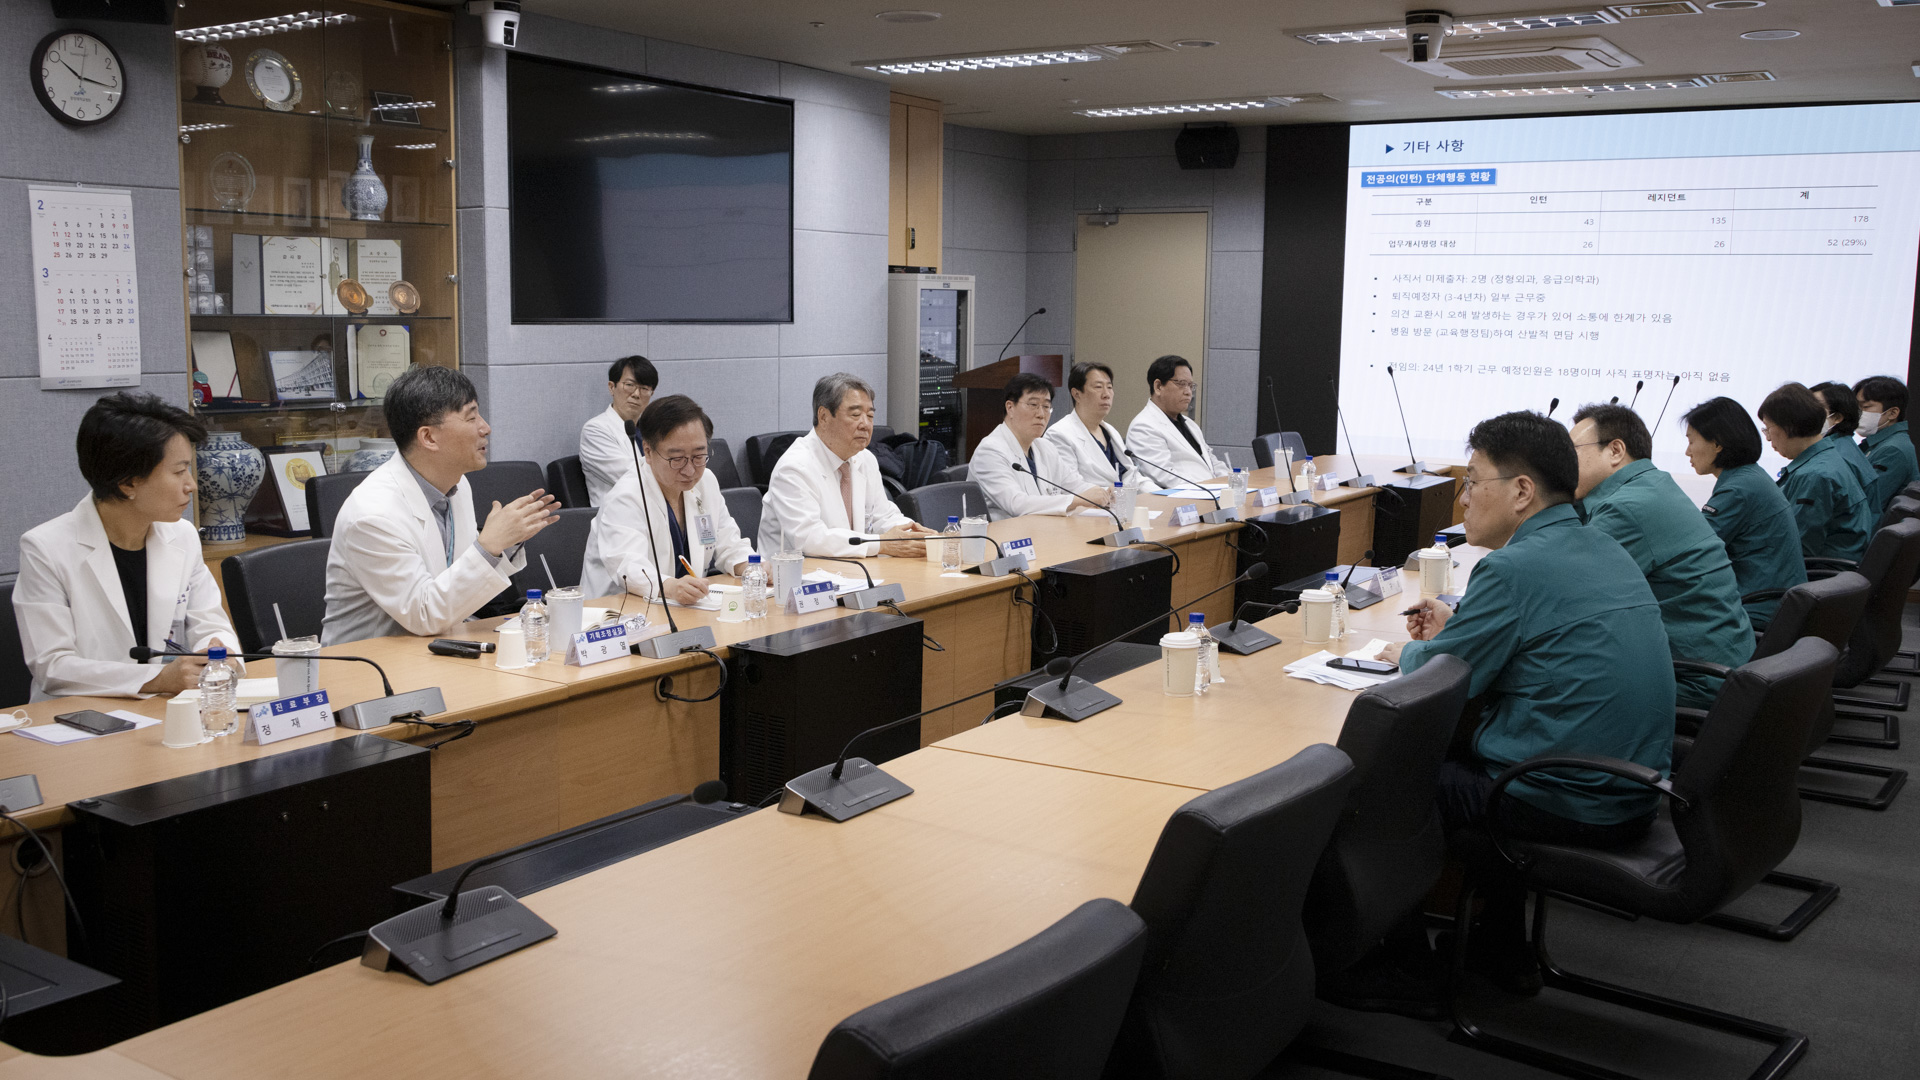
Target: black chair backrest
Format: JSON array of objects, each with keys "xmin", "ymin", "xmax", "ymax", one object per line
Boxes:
[
  {"xmin": 1112, "ymin": 744, "xmax": 1354, "ymax": 1080},
  {"xmin": 220, "ymin": 539, "xmax": 332, "ymax": 654},
  {"xmin": 545, "ymin": 457, "xmax": 590, "ymax": 510},
  {"xmin": 0, "ymin": 582, "xmax": 35, "ymax": 707},
  {"xmin": 706, "ymin": 437, "xmax": 743, "ymax": 490},
  {"xmin": 1250, "ymin": 432, "xmax": 1309, "ymax": 470},
  {"xmin": 1304, "ymin": 655, "xmax": 1471, "ymax": 974},
  {"xmin": 306, "ymin": 471, "xmax": 371, "ymax": 539},
  {"xmin": 1875, "ymin": 494, "xmax": 1920, "ymax": 531},
  {"xmin": 506, "ymin": 508, "xmax": 596, "ymax": 598},
  {"xmin": 466, "ymin": 460, "xmax": 546, "ymax": 520},
  {"xmin": 721, "ymin": 487, "xmax": 762, "ymax": 548},
  {"xmin": 898, "ymin": 482, "xmax": 986, "ymax": 529},
  {"xmin": 936, "ymin": 464, "xmax": 969, "ymax": 484},
  {"xmin": 1753, "ymin": 571, "xmax": 1870, "ymax": 662},
  {"xmin": 747, "ymin": 430, "xmax": 806, "ymax": 488},
  {"xmin": 807, "ymin": 898, "xmax": 1147, "ymax": 1080},
  {"xmin": 871, "ymin": 425, "xmax": 895, "ymax": 444},
  {"xmin": 1835, "ymin": 517, "xmax": 1920, "ymax": 686},
  {"xmin": 1900, "ymin": 480, "xmax": 1920, "ymax": 503}
]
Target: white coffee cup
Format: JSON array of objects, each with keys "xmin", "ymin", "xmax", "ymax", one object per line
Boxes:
[
  {"xmin": 1301, "ymin": 588, "xmax": 1334, "ymax": 644},
  {"xmin": 770, "ymin": 552, "xmax": 805, "ymax": 613},
  {"xmin": 1133, "ymin": 506, "xmax": 1153, "ymax": 530},
  {"xmin": 163, "ymin": 694, "xmax": 207, "ymax": 748},
  {"xmin": 1417, "ymin": 548, "xmax": 1452, "ymax": 594},
  {"xmin": 1160, "ymin": 631, "xmax": 1200, "ymax": 696},
  {"xmin": 713, "ymin": 583, "xmax": 746, "ymax": 622},
  {"xmin": 960, "ymin": 516, "xmax": 990, "ymax": 565},
  {"xmin": 272, "ymin": 635, "xmax": 321, "ymax": 699},
  {"xmin": 546, "ymin": 586, "xmax": 584, "ymax": 644},
  {"xmin": 496, "ymin": 625, "xmax": 528, "ymax": 668}
]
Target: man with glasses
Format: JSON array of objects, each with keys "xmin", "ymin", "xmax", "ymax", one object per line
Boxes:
[
  {"xmin": 973, "ymin": 373, "xmax": 1111, "ymax": 520},
  {"xmin": 581, "ymin": 395, "xmax": 754, "ymax": 604},
  {"xmin": 1570, "ymin": 403, "xmax": 1752, "ymax": 707},
  {"xmin": 1126, "ymin": 355, "xmax": 1229, "ymax": 488},
  {"xmin": 579, "ymin": 355, "xmax": 658, "ymax": 506}
]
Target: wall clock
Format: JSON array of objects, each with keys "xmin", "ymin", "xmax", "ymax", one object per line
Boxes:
[{"xmin": 32, "ymin": 30, "xmax": 125, "ymax": 127}]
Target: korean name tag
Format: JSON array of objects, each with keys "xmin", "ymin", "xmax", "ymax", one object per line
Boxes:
[
  {"xmin": 566, "ymin": 623, "xmax": 630, "ymax": 667},
  {"xmin": 1376, "ymin": 566, "xmax": 1405, "ymax": 594},
  {"xmin": 1172, "ymin": 504, "xmax": 1201, "ymax": 527},
  {"xmin": 1254, "ymin": 487, "xmax": 1280, "ymax": 507},
  {"xmin": 245, "ymin": 690, "xmax": 334, "ymax": 746},
  {"xmin": 1004, "ymin": 537, "xmax": 1035, "ymax": 569},
  {"xmin": 789, "ymin": 579, "xmax": 837, "ymax": 614},
  {"xmin": 694, "ymin": 513, "xmax": 717, "ymax": 548}
]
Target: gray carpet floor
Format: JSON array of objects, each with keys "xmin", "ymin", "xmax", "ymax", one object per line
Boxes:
[{"xmin": 1264, "ymin": 609, "xmax": 1920, "ymax": 1080}]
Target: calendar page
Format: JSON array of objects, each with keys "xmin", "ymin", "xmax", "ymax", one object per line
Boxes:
[{"xmin": 30, "ymin": 185, "xmax": 142, "ymax": 389}]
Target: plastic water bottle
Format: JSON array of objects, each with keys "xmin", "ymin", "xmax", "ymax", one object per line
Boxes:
[
  {"xmin": 742, "ymin": 554, "xmax": 769, "ymax": 618},
  {"xmin": 1324, "ymin": 571, "xmax": 1349, "ymax": 639},
  {"xmin": 199, "ymin": 646, "xmax": 239, "ymax": 738},
  {"xmin": 942, "ymin": 515, "xmax": 963, "ymax": 571},
  {"xmin": 1111, "ymin": 480, "xmax": 1135, "ymax": 524},
  {"xmin": 521, "ymin": 589, "xmax": 549, "ymax": 663},
  {"xmin": 1229, "ymin": 467, "xmax": 1250, "ymax": 508},
  {"xmin": 1188, "ymin": 613, "xmax": 1217, "ymax": 695},
  {"xmin": 1300, "ymin": 456, "xmax": 1318, "ymax": 491}
]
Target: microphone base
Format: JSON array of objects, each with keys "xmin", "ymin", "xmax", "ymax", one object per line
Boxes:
[
  {"xmin": 1396, "ymin": 461, "xmax": 1444, "ymax": 476},
  {"xmin": 1200, "ymin": 506, "xmax": 1240, "ymax": 525},
  {"xmin": 837, "ymin": 583, "xmax": 907, "ymax": 609},
  {"xmin": 1209, "ymin": 620, "xmax": 1282, "ymax": 656},
  {"xmin": 634, "ymin": 625, "xmax": 718, "ymax": 659},
  {"xmin": 1091, "ymin": 526, "xmax": 1145, "ymax": 547},
  {"xmin": 1020, "ymin": 676, "xmax": 1122, "ymax": 723},
  {"xmin": 338, "ymin": 686, "xmax": 448, "ymax": 730},
  {"xmin": 967, "ymin": 555, "xmax": 1031, "ymax": 578},
  {"xmin": 778, "ymin": 757, "xmax": 913, "ymax": 822},
  {"xmin": 362, "ymin": 885, "xmax": 557, "ymax": 985},
  {"xmin": 1341, "ymin": 474, "xmax": 1377, "ymax": 488}
]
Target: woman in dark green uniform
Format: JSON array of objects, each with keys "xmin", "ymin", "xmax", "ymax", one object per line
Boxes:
[
  {"xmin": 1760, "ymin": 382, "xmax": 1873, "ymax": 563},
  {"xmin": 1682, "ymin": 396, "xmax": 1808, "ymax": 630}
]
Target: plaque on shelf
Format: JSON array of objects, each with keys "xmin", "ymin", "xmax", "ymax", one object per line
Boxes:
[
  {"xmin": 323, "ymin": 70, "xmax": 361, "ymax": 118},
  {"xmin": 181, "ymin": 42, "xmax": 233, "ymax": 104},
  {"xmin": 370, "ymin": 90, "xmax": 421, "ymax": 125},
  {"xmin": 261, "ymin": 236, "xmax": 325, "ymax": 315},
  {"xmin": 323, "ymin": 239, "xmax": 350, "ymax": 315},
  {"xmin": 348, "ymin": 323, "xmax": 409, "ymax": 400},
  {"xmin": 232, "ymin": 233, "xmax": 262, "ymax": 314},
  {"xmin": 244, "ymin": 48, "xmax": 302, "ymax": 112},
  {"xmin": 191, "ymin": 330, "xmax": 241, "ymax": 399},
  {"xmin": 350, "ymin": 240, "xmax": 402, "ymax": 315},
  {"xmin": 246, "ymin": 443, "xmax": 329, "ymax": 537},
  {"xmin": 268, "ymin": 349, "xmax": 336, "ymax": 402},
  {"xmin": 336, "ymin": 278, "xmax": 369, "ymax": 314},
  {"xmin": 388, "ymin": 280, "xmax": 421, "ymax": 314},
  {"xmin": 209, "ymin": 151, "xmax": 255, "ymax": 211}
]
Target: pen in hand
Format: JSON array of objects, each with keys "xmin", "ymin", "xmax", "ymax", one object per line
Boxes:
[{"xmin": 677, "ymin": 555, "xmax": 699, "ymax": 578}]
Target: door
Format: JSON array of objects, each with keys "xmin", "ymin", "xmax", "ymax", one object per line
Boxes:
[{"xmin": 1073, "ymin": 212, "xmax": 1209, "ymax": 427}]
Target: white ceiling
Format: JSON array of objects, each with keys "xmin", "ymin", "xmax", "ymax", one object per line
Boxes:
[{"xmin": 515, "ymin": 0, "xmax": 1919, "ymax": 134}]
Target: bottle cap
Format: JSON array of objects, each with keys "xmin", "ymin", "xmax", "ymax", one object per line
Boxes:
[
  {"xmin": 948, "ymin": 516, "xmax": 960, "ymax": 523},
  {"xmin": 1114, "ymin": 481, "xmax": 1124, "ymax": 488},
  {"xmin": 207, "ymin": 646, "xmax": 226, "ymax": 661},
  {"xmin": 527, "ymin": 589, "xmax": 543, "ymax": 601},
  {"xmin": 1434, "ymin": 533, "xmax": 1449, "ymax": 545},
  {"xmin": 748, "ymin": 554, "xmax": 761, "ymax": 563},
  {"xmin": 1326, "ymin": 571, "xmax": 1340, "ymax": 582},
  {"xmin": 1188, "ymin": 612, "xmax": 1205, "ymax": 624}
]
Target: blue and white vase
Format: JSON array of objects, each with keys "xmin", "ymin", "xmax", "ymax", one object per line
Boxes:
[
  {"xmin": 341, "ymin": 134, "xmax": 388, "ymax": 222},
  {"xmin": 345, "ymin": 437, "xmax": 397, "ymax": 473},
  {"xmin": 196, "ymin": 431, "xmax": 266, "ymax": 544}
]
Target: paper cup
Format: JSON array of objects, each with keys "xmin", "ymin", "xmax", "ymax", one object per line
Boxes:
[
  {"xmin": 163, "ymin": 694, "xmax": 207, "ymax": 748},
  {"xmin": 1132, "ymin": 506, "xmax": 1153, "ymax": 530},
  {"xmin": 546, "ymin": 586, "xmax": 584, "ymax": 644},
  {"xmin": 713, "ymin": 584, "xmax": 746, "ymax": 622},
  {"xmin": 1417, "ymin": 549, "xmax": 1451, "ymax": 594},
  {"xmin": 272, "ymin": 635, "xmax": 321, "ymax": 699},
  {"xmin": 770, "ymin": 553, "xmax": 804, "ymax": 612},
  {"xmin": 1160, "ymin": 631, "xmax": 1200, "ymax": 697},
  {"xmin": 496, "ymin": 625, "xmax": 528, "ymax": 669},
  {"xmin": 1301, "ymin": 589, "xmax": 1334, "ymax": 644}
]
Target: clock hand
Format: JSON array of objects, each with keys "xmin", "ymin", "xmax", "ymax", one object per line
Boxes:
[{"xmin": 56, "ymin": 56, "xmax": 83, "ymax": 82}]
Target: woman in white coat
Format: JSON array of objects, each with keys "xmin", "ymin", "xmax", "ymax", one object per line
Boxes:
[
  {"xmin": 1045, "ymin": 361, "xmax": 1131, "ymax": 488},
  {"xmin": 13, "ymin": 393, "xmax": 243, "ymax": 701},
  {"xmin": 581, "ymin": 395, "xmax": 755, "ymax": 604}
]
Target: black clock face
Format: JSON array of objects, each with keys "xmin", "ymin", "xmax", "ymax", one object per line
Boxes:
[{"xmin": 34, "ymin": 30, "xmax": 125, "ymax": 126}]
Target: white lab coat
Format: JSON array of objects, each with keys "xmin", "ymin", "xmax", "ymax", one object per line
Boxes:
[
  {"xmin": 13, "ymin": 495, "xmax": 242, "ymax": 701},
  {"xmin": 1125, "ymin": 402, "xmax": 1228, "ymax": 488},
  {"xmin": 581, "ymin": 463, "xmax": 754, "ymax": 601},
  {"xmin": 321, "ymin": 456, "xmax": 526, "ymax": 644},
  {"xmin": 1044, "ymin": 413, "xmax": 1130, "ymax": 487},
  {"xmin": 971, "ymin": 422, "xmax": 1086, "ymax": 520},
  {"xmin": 759, "ymin": 430, "xmax": 912, "ymax": 557},
  {"xmin": 579, "ymin": 404, "xmax": 637, "ymax": 508}
]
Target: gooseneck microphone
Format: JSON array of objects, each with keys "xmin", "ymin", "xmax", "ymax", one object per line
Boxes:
[
  {"xmin": 1332, "ymin": 372, "xmax": 1376, "ymax": 490},
  {"xmin": 810, "ymin": 550, "xmax": 907, "ymax": 609},
  {"xmin": 130, "ymin": 646, "xmax": 395, "ymax": 696},
  {"xmin": 1629, "ymin": 379, "xmax": 1645, "ymax": 410},
  {"xmin": 1013, "ymin": 462, "xmax": 1114, "ymax": 526},
  {"xmin": 1652, "ymin": 374, "xmax": 1683, "ymax": 432},
  {"xmin": 621, "ymin": 420, "xmax": 718, "ymax": 659},
  {"xmin": 1384, "ymin": 366, "xmax": 1437, "ymax": 475},
  {"xmin": 625, "ymin": 420, "xmax": 676, "ymax": 637},
  {"xmin": 1023, "ymin": 562, "xmax": 1269, "ymax": 722},
  {"xmin": 130, "ymin": 646, "xmax": 438, "ymax": 729},
  {"xmin": 1546, "ymin": 397, "xmax": 1560, "ymax": 418},
  {"xmin": 1123, "ymin": 449, "xmax": 1238, "ymax": 524},
  {"xmin": 1013, "ymin": 464, "xmax": 1145, "ymax": 548},
  {"xmin": 996, "ymin": 307, "xmax": 1047, "ymax": 363},
  {"xmin": 1264, "ymin": 375, "xmax": 1284, "ymax": 445}
]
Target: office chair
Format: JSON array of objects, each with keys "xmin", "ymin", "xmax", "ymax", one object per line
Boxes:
[
  {"xmin": 1810, "ymin": 519, "xmax": 1920, "ymax": 750},
  {"xmin": 545, "ymin": 456, "xmax": 591, "ymax": 509},
  {"xmin": 706, "ymin": 437, "xmax": 743, "ymax": 490},
  {"xmin": 1250, "ymin": 432, "xmax": 1310, "ymax": 471},
  {"xmin": 746, "ymin": 431, "xmax": 806, "ymax": 489},
  {"xmin": 807, "ymin": 898, "xmax": 1147, "ymax": 1080},
  {"xmin": 220, "ymin": 539, "xmax": 331, "ymax": 654},
  {"xmin": 506, "ymin": 508, "xmax": 596, "ymax": 598},
  {"xmin": 721, "ymin": 487, "xmax": 762, "ymax": 547},
  {"xmin": 466, "ymin": 460, "xmax": 547, "ymax": 520},
  {"xmin": 0, "ymin": 582, "xmax": 36, "ymax": 708},
  {"xmin": 935, "ymin": 463, "xmax": 970, "ymax": 484},
  {"xmin": 898, "ymin": 481, "xmax": 986, "ymax": 529},
  {"xmin": 305, "ymin": 472, "xmax": 371, "ymax": 539}
]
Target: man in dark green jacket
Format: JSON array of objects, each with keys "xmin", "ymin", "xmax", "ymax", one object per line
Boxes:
[
  {"xmin": 1762, "ymin": 383, "xmax": 1873, "ymax": 562},
  {"xmin": 1854, "ymin": 376, "xmax": 1920, "ymax": 515},
  {"xmin": 1571, "ymin": 404, "xmax": 1754, "ymax": 707}
]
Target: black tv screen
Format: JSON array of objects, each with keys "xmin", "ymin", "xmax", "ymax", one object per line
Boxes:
[{"xmin": 507, "ymin": 54, "xmax": 793, "ymax": 323}]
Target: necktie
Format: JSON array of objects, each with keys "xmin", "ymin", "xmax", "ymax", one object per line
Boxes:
[
  {"xmin": 1171, "ymin": 413, "xmax": 1205, "ymax": 457},
  {"xmin": 1026, "ymin": 447, "xmax": 1040, "ymax": 491},
  {"xmin": 839, "ymin": 461, "xmax": 856, "ymax": 527}
]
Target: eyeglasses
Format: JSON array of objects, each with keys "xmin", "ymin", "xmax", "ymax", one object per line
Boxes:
[
  {"xmin": 1166, "ymin": 379, "xmax": 1197, "ymax": 391},
  {"xmin": 660, "ymin": 452, "xmax": 709, "ymax": 471},
  {"xmin": 616, "ymin": 380, "xmax": 650, "ymax": 393},
  {"xmin": 1016, "ymin": 397, "xmax": 1054, "ymax": 413},
  {"xmin": 1458, "ymin": 474, "xmax": 1517, "ymax": 500}
]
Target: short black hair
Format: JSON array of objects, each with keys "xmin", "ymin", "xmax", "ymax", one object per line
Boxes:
[
  {"xmin": 1571, "ymin": 402, "xmax": 1652, "ymax": 461},
  {"xmin": 1004, "ymin": 372, "xmax": 1055, "ymax": 406},
  {"xmin": 1809, "ymin": 381, "xmax": 1860, "ymax": 437},
  {"xmin": 638, "ymin": 393, "xmax": 714, "ymax": 449},
  {"xmin": 608, "ymin": 355, "xmax": 658, "ymax": 388},
  {"xmin": 1680, "ymin": 396, "xmax": 1762, "ymax": 469},
  {"xmin": 1758, "ymin": 382, "xmax": 1827, "ymax": 440},
  {"xmin": 77, "ymin": 392, "xmax": 207, "ymax": 502},
  {"xmin": 384, "ymin": 366, "xmax": 478, "ymax": 453},
  {"xmin": 1466, "ymin": 411, "xmax": 1577, "ymax": 504},
  {"xmin": 1146, "ymin": 355, "xmax": 1191, "ymax": 392},
  {"xmin": 1068, "ymin": 361, "xmax": 1114, "ymax": 394},
  {"xmin": 1853, "ymin": 375, "xmax": 1908, "ymax": 417}
]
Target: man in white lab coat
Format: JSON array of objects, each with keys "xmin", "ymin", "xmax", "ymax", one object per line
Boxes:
[
  {"xmin": 972, "ymin": 373, "xmax": 1110, "ymax": 520},
  {"xmin": 760, "ymin": 373, "xmax": 935, "ymax": 557},
  {"xmin": 578, "ymin": 355, "xmax": 657, "ymax": 506},
  {"xmin": 1126, "ymin": 354, "xmax": 1229, "ymax": 488},
  {"xmin": 322, "ymin": 367, "xmax": 559, "ymax": 644},
  {"xmin": 13, "ymin": 393, "xmax": 244, "ymax": 700}
]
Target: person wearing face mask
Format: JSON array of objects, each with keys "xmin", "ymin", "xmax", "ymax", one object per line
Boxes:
[
  {"xmin": 1681, "ymin": 396, "xmax": 1807, "ymax": 631},
  {"xmin": 972, "ymin": 373, "xmax": 1109, "ymax": 520},
  {"xmin": 1045, "ymin": 361, "xmax": 1130, "ymax": 487},
  {"xmin": 1126, "ymin": 355, "xmax": 1229, "ymax": 488},
  {"xmin": 1809, "ymin": 381, "xmax": 1874, "ymax": 495},
  {"xmin": 13, "ymin": 393, "xmax": 245, "ymax": 700},
  {"xmin": 1758, "ymin": 382, "xmax": 1872, "ymax": 563},
  {"xmin": 1851, "ymin": 376, "xmax": 1918, "ymax": 515}
]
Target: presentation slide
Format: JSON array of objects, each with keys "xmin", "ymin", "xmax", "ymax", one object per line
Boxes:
[{"xmin": 1337, "ymin": 102, "xmax": 1920, "ymax": 501}]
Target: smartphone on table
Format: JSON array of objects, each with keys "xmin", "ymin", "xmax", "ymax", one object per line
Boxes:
[{"xmin": 53, "ymin": 709, "xmax": 136, "ymax": 736}]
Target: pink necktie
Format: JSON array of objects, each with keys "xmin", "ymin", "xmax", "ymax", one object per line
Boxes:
[{"xmin": 839, "ymin": 461, "xmax": 856, "ymax": 528}]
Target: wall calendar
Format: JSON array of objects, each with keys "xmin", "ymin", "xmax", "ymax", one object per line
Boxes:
[{"xmin": 30, "ymin": 184, "xmax": 142, "ymax": 390}]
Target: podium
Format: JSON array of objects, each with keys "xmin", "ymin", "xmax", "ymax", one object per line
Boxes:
[{"xmin": 953, "ymin": 354, "xmax": 1063, "ymax": 460}]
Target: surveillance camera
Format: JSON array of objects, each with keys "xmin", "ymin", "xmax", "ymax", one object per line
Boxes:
[
  {"xmin": 1405, "ymin": 10, "xmax": 1453, "ymax": 64},
  {"xmin": 467, "ymin": 0, "xmax": 520, "ymax": 50}
]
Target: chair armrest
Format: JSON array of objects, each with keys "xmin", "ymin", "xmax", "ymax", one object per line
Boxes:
[
  {"xmin": 1805, "ymin": 557, "xmax": 1858, "ymax": 571},
  {"xmin": 1484, "ymin": 754, "xmax": 1686, "ymax": 870},
  {"xmin": 1742, "ymin": 587, "xmax": 1789, "ymax": 603},
  {"xmin": 1673, "ymin": 706, "xmax": 1708, "ymax": 738},
  {"xmin": 1803, "ymin": 569, "xmax": 1840, "ymax": 582},
  {"xmin": 1673, "ymin": 659, "xmax": 1731, "ymax": 680}
]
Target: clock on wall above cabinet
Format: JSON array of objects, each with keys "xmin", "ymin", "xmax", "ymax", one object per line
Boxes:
[{"xmin": 32, "ymin": 29, "xmax": 126, "ymax": 126}]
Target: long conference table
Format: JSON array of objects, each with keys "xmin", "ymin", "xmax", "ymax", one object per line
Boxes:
[{"xmin": 0, "ymin": 455, "xmax": 1465, "ymax": 1078}]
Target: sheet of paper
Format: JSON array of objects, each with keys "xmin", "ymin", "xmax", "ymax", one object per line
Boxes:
[
  {"xmin": 1283, "ymin": 650, "xmax": 1399, "ymax": 692},
  {"xmin": 352, "ymin": 239, "xmax": 403, "ymax": 315},
  {"xmin": 261, "ymin": 235, "xmax": 324, "ymax": 315},
  {"xmin": 351, "ymin": 323, "xmax": 409, "ymax": 399},
  {"xmin": 801, "ymin": 569, "xmax": 884, "ymax": 595},
  {"xmin": 668, "ymin": 594, "xmax": 722, "ymax": 611}
]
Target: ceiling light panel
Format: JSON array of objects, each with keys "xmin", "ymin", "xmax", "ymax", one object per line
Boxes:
[
  {"xmin": 856, "ymin": 49, "xmax": 1105, "ymax": 74},
  {"xmin": 1073, "ymin": 97, "xmax": 1294, "ymax": 118},
  {"xmin": 176, "ymin": 10, "xmax": 355, "ymax": 42},
  {"xmin": 1434, "ymin": 71, "xmax": 1776, "ymax": 97},
  {"xmin": 1291, "ymin": 9, "xmax": 1617, "ymax": 45}
]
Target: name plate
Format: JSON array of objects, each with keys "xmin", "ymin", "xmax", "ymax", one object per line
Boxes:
[
  {"xmin": 566, "ymin": 623, "xmax": 630, "ymax": 667},
  {"xmin": 1003, "ymin": 537, "xmax": 1035, "ymax": 569},
  {"xmin": 1313, "ymin": 473, "xmax": 1344, "ymax": 491},
  {"xmin": 1254, "ymin": 486, "xmax": 1280, "ymax": 507},
  {"xmin": 1172, "ymin": 504, "xmax": 1201, "ymax": 527},
  {"xmin": 789, "ymin": 580, "xmax": 837, "ymax": 614},
  {"xmin": 246, "ymin": 690, "xmax": 334, "ymax": 746},
  {"xmin": 1376, "ymin": 566, "xmax": 1404, "ymax": 594}
]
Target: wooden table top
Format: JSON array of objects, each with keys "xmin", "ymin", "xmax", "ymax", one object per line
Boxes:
[{"xmin": 114, "ymin": 747, "xmax": 1199, "ymax": 1080}]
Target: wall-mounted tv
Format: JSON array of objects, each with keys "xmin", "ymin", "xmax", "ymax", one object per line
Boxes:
[{"xmin": 507, "ymin": 53, "xmax": 793, "ymax": 323}]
